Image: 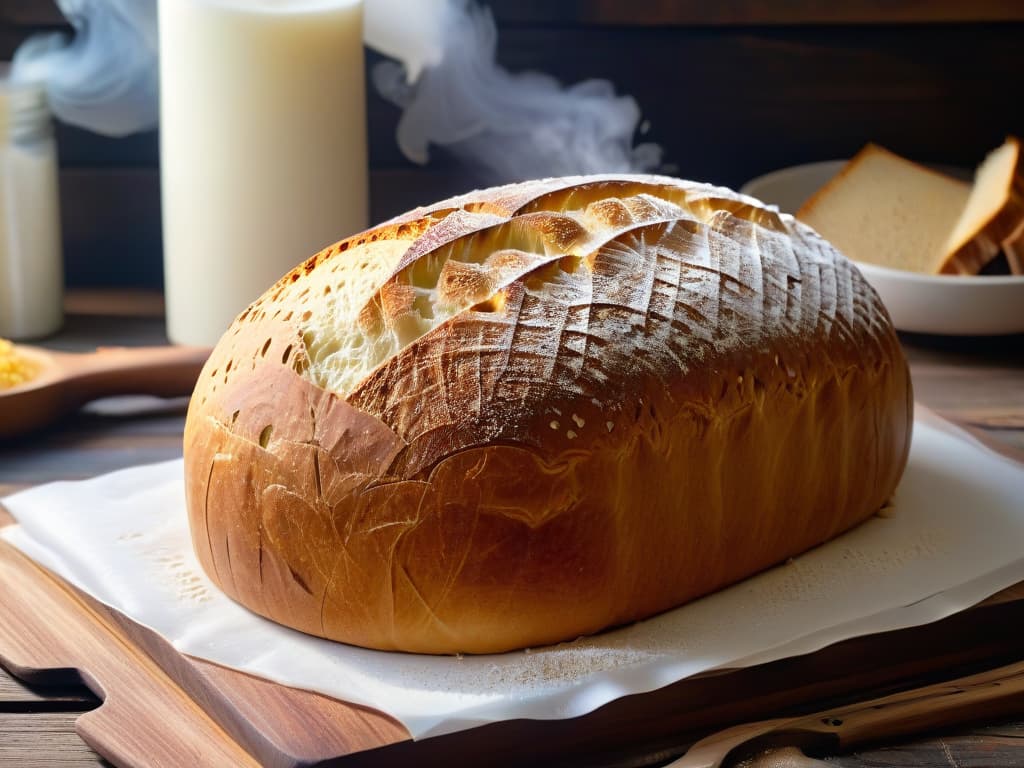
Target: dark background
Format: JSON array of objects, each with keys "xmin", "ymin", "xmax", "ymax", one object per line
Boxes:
[{"xmin": 2, "ymin": 0, "xmax": 1023, "ymax": 289}]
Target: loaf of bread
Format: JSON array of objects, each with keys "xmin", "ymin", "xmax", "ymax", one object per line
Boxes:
[{"xmin": 184, "ymin": 175, "xmax": 912, "ymax": 655}]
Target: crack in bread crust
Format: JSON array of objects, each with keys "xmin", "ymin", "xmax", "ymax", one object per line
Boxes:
[{"xmin": 294, "ymin": 177, "xmax": 831, "ymax": 400}]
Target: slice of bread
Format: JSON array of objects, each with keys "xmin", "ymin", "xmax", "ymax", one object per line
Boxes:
[
  {"xmin": 798, "ymin": 139, "xmax": 1024, "ymax": 276},
  {"xmin": 797, "ymin": 144, "xmax": 970, "ymax": 273},
  {"xmin": 938, "ymin": 137, "xmax": 1024, "ymax": 274}
]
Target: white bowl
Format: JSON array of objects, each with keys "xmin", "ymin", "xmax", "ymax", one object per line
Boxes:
[{"xmin": 740, "ymin": 162, "xmax": 1024, "ymax": 335}]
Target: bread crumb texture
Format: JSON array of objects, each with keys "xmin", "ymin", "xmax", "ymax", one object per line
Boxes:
[{"xmin": 0, "ymin": 339, "xmax": 37, "ymax": 388}]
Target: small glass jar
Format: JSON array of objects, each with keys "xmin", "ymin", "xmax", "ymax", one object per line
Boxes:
[{"xmin": 0, "ymin": 64, "xmax": 63, "ymax": 340}]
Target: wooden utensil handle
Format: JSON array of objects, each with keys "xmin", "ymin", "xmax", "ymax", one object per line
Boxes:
[
  {"xmin": 672, "ymin": 660, "xmax": 1024, "ymax": 768},
  {"xmin": 69, "ymin": 345, "xmax": 211, "ymax": 402},
  {"xmin": 793, "ymin": 658, "xmax": 1024, "ymax": 749}
]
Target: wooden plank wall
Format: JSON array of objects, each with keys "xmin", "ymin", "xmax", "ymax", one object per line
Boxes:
[{"xmin": 1, "ymin": 1, "xmax": 1023, "ymax": 288}]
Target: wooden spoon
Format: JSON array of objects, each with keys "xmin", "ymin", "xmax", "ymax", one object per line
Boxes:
[
  {"xmin": 668, "ymin": 657, "xmax": 1024, "ymax": 767},
  {"xmin": 0, "ymin": 344, "xmax": 210, "ymax": 439}
]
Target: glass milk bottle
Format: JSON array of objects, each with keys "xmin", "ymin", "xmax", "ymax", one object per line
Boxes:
[
  {"xmin": 0, "ymin": 65, "xmax": 63, "ymax": 340},
  {"xmin": 159, "ymin": 0, "xmax": 369, "ymax": 346}
]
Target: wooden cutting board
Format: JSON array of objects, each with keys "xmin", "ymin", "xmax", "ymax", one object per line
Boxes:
[
  {"xmin": 3, "ymin": 507, "xmax": 1024, "ymax": 768},
  {"xmin": 2, "ymin": 423, "xmax": 1023, "ymax": 767}
]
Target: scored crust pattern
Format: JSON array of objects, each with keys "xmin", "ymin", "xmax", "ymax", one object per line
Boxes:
[{"xmin": 213, "ymin": 177, "xmax": 889, "ymax": 467}]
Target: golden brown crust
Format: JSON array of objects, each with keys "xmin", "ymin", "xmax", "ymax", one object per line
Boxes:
[
  {"xmin": 1003, "ymin": 218, "xmax": 1024, "ymax": 275},
  {"xmin": 938, "ymin": 191, "xmax": 1024, "ymax": 275},
  {"xmin": 184, "ymin": 174, "xmax": 912, "ymax": 654}
]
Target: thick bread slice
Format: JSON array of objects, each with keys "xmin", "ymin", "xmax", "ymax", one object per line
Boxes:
[
  {"xmin": 938, "ymin": 137, "xmax": 1024, "ymax": 275},
  {"xmin": 797, "ymin": 144, "xmax": 970, "ymax": 273},
  {"xmin": 185, "ymin": 175, "xmax": 912, "ymax": 654}
]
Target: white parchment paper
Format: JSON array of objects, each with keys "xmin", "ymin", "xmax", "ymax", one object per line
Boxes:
[{"xmin": 3, "ymin": 408, "xmax": 1023, "ymax": 739}]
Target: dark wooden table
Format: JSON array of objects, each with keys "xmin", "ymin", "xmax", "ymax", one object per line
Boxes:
[{"xmin": 2, "ymin": 291, "xmax": 1024, "ymax": 767}]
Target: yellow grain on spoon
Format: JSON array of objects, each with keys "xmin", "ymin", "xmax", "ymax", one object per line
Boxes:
[{"xmin": 0, "ymin": 338, "xmax": 39, "ymax": 389}]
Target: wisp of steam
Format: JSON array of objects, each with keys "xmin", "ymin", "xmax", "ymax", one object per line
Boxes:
[
  {"xmin": 12, "ymin": 0, "xmax": 159, "ymax": 136},
  {"xmin": 372, "ymin": 0, "xmax": 662, "ymax": 181},
  {"xmin": 13, "ymin": 0, "xmax": 661, "ymax": 183}
]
